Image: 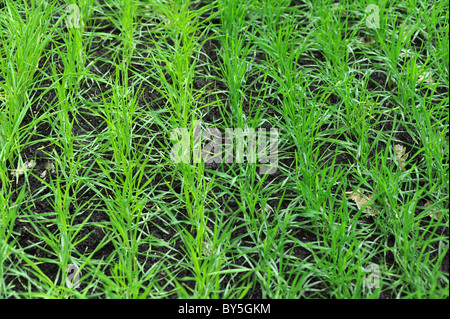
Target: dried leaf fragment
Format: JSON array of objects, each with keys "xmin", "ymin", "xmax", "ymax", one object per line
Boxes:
[
  {"xmin": 418, "ymin": 72, "xmax": 434, "ymax": 84},
  {"xmin": 394, "ymin": 144, "xmax": 408, "ymax": 171},
  {"xmin": 40, "ymin": 170, "xmax": 47, "ymax": 180},
  {"xmin": 417, "ymin": 68, "xmax": 434, "ymax": 84},
  {"xmin": 10, "ymin": 159, "xmax": 36, "ymax": 179},
  {"xmin": 424, "ymin": 202, "xmax": 442, "ymax": 221},
  {"xmin": 345, "ymin": 189, "xmax": 377, "ymax": 216},
  {"xmin": 44, "ymin": 160, "xmax": 56, "ymax": 173},
  {"xmin": 264, "ymin": 203, "xmax": 273, "ymax": 214},
  {"xmin": 357, "ymin": 37, "xmax": 375, "ymax": 45},
  {"xmin": 399, "ymin": 50, "xmax": 413, "ymax": 59},
  {"xmin": 39, "ymin": 161, "xmax": 56, "ymax": 183},
  {"xmin": 202, "ymin": 241, "xmax": 213, "ymax": 257}
]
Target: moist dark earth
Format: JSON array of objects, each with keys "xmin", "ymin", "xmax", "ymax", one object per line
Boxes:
[{"xmin": 2, "ymin": 0, "xmax": 448, "ymax": 298}]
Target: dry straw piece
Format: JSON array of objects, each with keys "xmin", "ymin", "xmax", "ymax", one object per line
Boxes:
[
  {"xmin": 394, "ymin": 144, "xmax": 408, "ymax": 171},
  {"xmin": 345, "ymin": 189, "xmax": 377, "ymax": 216}
]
